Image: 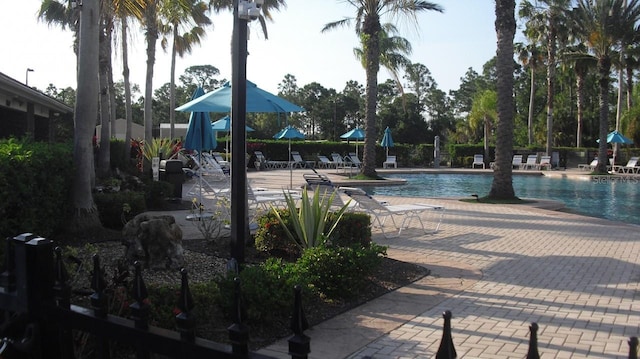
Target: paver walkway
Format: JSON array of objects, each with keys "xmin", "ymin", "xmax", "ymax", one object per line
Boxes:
[{"xmin": 185, "ymin": 168, "xmax": 640, "ymax": 358}]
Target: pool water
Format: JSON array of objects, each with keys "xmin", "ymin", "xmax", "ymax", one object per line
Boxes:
[{"xmin": 367, "ymin": 173, "xmax": 640, "ymax": 226}]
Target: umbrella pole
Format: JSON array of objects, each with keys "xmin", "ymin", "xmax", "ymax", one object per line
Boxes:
[{"xmin": 289, "ymin": 139, "xmax": 292, "ymax": 189}]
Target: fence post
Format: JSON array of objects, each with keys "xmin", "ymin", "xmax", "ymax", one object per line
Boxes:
[
  {"xmin": 227, "ymin": 277, "xmax": 249, "ymax": 356},
  {"xmin": 89, "ymin": 254, "xmax": 110, "ymax": 357},
  {"xmin": 53, "ymin": 246, "xmax": 73, "ymax": 358},
  {"xmin": 435, "ymin": 310, "xmax": 456, "ymax": 359},
  {"xmin": 629, "ymin": 337, "xmax": 638, "ymax": 359},
  {"xmin": 288, "ymin": 285, "xmax": 310, "ymax": 359},
  {"xmin": 175, "ymin": 268, "xmax": 196, "ymax": 342},
  {"xmin": 129, "ymin": 261, "xmax": 151, "ymax": 359},
  {"xmin": 526, "ymin": 323, "xmax": 540, "ymax": 359}
]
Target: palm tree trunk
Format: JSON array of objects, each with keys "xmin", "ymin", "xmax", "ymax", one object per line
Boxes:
[
  {"xmin": 626, "ymin": 64, "xmax": 634, "ymax": 109},
  {"xmin": 144, "ymin": 0, "xmax": 158, "ymax": 145},
  {"xmin": 576, "ymin": 72, "xmax": 584, "ymax": 148},
  {"xmin": 528, "ymin": 67, "xmax": 535, "ymax": 145},
  {"xmin": 98, "ymin": 14, "xmax": 112, "ymax": 178},
  {"xmin": 362, "ymin": 15, "xmax": 381, "ymax": 178},
  {"xmin": 489, "ymin": 0, "xmax": 516, "ymax": 200},
  {"xmin": 122, "ymin": 19, "xmax": 133, "ymax": 168},
  {"xmin": 169, "ymin": 27, "xmax": 178, "ymax": 140},
  {"xmin": 545, "ymin": 26, "xmax": 557, "ymax": 156},
  {"xmin": 595, "ymin": 56, "xmax": 612, "ymax": 174},
  {"xmin": 72, "ymin": 0, "xmax": 102, "ymax": 232}
]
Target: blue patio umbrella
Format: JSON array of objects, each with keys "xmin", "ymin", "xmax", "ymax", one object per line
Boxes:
[
  {"xmin": 340, "ymin": 127, "xmax": 365, "ymax": 157},
  {"xmin": 183, "ymin": 87, "xmax": 216, "ymax": 207},
  {"xmin": 176, "ymin": 80, "xmax": 305, "ymax": 113},
  {"xmin": 597, "ymin": 130, "xmax": 634, "ymax": 165},
  {"xmin": 380, "ymin": 126, "xmax": 395, "ymax": 157},
  {"xmin": 211, "ymin": 115, "xmax": 255, "ymax": 153},
  {"xmin": 274, "ymin": 125, "xmax": 305, "ymax": 188}
]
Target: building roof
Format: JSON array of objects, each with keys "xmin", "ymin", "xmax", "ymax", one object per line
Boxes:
[{"xmin": 0, "ymin": 71, "xmax": 73, "ymax": 114}]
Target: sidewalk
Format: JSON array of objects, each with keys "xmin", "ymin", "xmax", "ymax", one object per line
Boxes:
[{"xmin": 183, "ymin": 168, "xmax": 640, "ymax": 358}]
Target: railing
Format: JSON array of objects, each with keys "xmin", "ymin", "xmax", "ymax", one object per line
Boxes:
[
  {"xmin": 0, "ymin": 233, "xmax": 310, "ymax": 359},
  {"xmin": 432, "ymin": 311, "xmax": 639, "ymax": 359}
]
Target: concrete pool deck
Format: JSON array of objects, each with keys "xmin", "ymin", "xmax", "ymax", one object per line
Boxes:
[{"xmin": 180, "ymin": 167, "xmax": 640, "ymax": 358}]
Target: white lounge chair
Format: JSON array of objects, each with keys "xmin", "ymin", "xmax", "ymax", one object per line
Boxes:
[
  {"xmin": 342, "ymin": 188, "xmax": 445, "ymax": 238},
  {"xmin": 331, "ymin": 153, "xmax": 347, "ymax": 172},
  {"xmin": 346, "ymin": 152, "xmax": 363, "ymax": 169},
  {"xmin": 521, "ymin": 155, "xmax": 538, "ymax": 170},
  {"xmin": 536, "ymin": 155, "xmax": 551, "ymax": 170},
  {"xmin": 316, "ymin": 155, "xmax": 335, "ymax": 169},
  {"xmin": 383, "ymin": 155, "xmax": 397, "ymax": 169},
  {"xmin": 612, "ymin": 157, "xmax": 639, "ymax": 173},
  {"xmin": 472, "ymin": 154, "xmax": 485, "ymax": 169},
  {"xmin": 512, "ymin": 154, "xmax": 523, "ymax": 169},
  {"xmin": 578, "ymin": 159, "xmax": 598, "ymax": 171}
]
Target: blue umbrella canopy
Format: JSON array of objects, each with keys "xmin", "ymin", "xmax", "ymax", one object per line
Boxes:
[
  {"xmin": 211, "ymin": 116, "xmax": 255, "ymax": 132},
  {"xmin": 380, "ymin": 127, "xmax": 394, "ymax": 157},
  {"xmin": 273, "ymin": 125, "xmax": 305, "ymax": 140},
  {"xmin": 605, "ymin": 130, "xmax": 633, "ymax": 144},
  {"xmin": 183, "ymin": 87, "xmax": 216, "ymax": 151},
  {"xmin": 340, "ymin": 127, "xmax": 365, "ymax": 140},
  {"xmin": 176, "ymin": 80, "xmax": 305, "ymax": 113}
]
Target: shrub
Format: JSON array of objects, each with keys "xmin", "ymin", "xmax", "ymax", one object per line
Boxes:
[
  {"xmin": 254, "ymin": 209, "xmax": 300, "ymax": 258},
  {"xmin": 295, "ymin": 243, "xmax": 387, "ymax": 300},
  {"xmin": 144, "ymin": 180, "xmax": 175, "ymax": 210},
  {"xmin": 94, "ymin": 191, "xmax": 146, "ymax": 229},
  {"xmin": 147, "ymin": 281, "xmax": 221, "ymax": 330},
  {"xmin": 327, "ymin": 212, "xmax": 372, "ymax": 247}
]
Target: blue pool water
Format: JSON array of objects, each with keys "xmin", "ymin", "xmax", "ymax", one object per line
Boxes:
[{"xmin": 367, "ymin": 173, "xmax": 640, "ymax": 226}]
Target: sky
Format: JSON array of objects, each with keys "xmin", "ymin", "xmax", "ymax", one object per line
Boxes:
[{"xmin": 1, "ymin": 1, "xmax": 512, "ymax": 97}]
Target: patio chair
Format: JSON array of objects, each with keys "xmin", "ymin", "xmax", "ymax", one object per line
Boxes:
[
  {"xmin": 578, "ymin": 159, "xmax": 598, "ymax": 171},
  {"xmin": 346, "ymin": 152, "xmax": 363, "ymax": 168},
  {"xmin": 536, "ymin": 155, "xmax": 552, "ymax": 170},
  {"xmin": 383, "ymin": 155, "xmax": 397, "ymax": 169},
  {"xmin": 290, "ymin": 151, "xmax": 314, "ymax": 168},
  {"xmin": 521, "ymin": 155, "xmax": 539, "ymax": 170},
  {"xmin": 317, "ymin": 155, "xmax": 335, "ymax": 169},
  {"xmin": 342, "ymin": 188, "xmax": 445, "ymax": 238},
  {"xmin": 472, "ymin": 154, "xmax": 485, "ymax": 169},
  {"xmin": 615, "ymin": 156, "xmax": 640, "ymax": 173},
  {"xmin": 302, "ymin": 170, "xmax": 356, "ymax": 210},
  {"xmin": 331, "ymin": 153, "xmax": 347, "ymax": 171},
  {"xmin": 512, "ymin": 154, "xmax": 524, "ymax": 169}
]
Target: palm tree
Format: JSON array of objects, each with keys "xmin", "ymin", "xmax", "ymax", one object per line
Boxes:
[
  {"xmin": 519, "ymin": 0, "xmax": 572, "ymax": 156},
  {"xmin": 488, "ymin": 0, "xmax": 516, "ymax": 200},
  {"xmin": 159, "ymin": 0, "xmax": 211, "ymax": 140},
  {"xmin": 515, "ymin": 41, "xmax": 544, "ymax": 145},
  {"xmin": 353, "ymin": 23, "xmax": 412, "ymax": 97},
  {"xmin": 571, "ymin": 0, "xmax": 640, "ymax": 173},
  {"xmin": 469, "ymin": 90, "xmax": 497, "ymax": 164},
  {"xmin": 563, "ymin": 44, "xmax": 595, "ymax": 148},
  {"xmin": 322, "ymin": 0, "xmax": 443, "ymax": 178}
]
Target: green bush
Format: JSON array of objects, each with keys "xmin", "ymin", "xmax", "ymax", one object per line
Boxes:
[
  {"xmin": 144, "ymin": 180, "xmax": 175, "ymax": 210},
  {"xmin": 254, "ymin": 210, "xmax": 372, "ymax": 258},
  {"xmin": 94, "ymin": 191, "xmax": 146, "ymax": 229},
  {"xmin": 0, "ymin": 138, "xmax": 73, "ymax": 238},
  {"xmin": 295, "ymin": 244, "xmax": 387, "ymax": 300},
  {"xmin": 147, "ymin": 281, "xmax": 221, "ymax": 330}
]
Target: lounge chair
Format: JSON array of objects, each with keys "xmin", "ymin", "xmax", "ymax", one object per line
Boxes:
[
  {"xmin": 521, "ymin": 155, "xmax": 538, "ymax": 170},
  {"xmin": 331, "ymin": 153, "xmax": 347, "ymax": 172},
  {"xmin": 345, "ymin": 152, "xmax": 363, "ymax": 169},
  {"xmin": 342, "ymin": 188, "xmax": 445, "ymax": 238},
  {"xmin": 614, "ymin": 157, "xmax": 640, "ymax": 173},
  {"xmin": 536, "ymin": 155, "xmax": 551, "ymax": 170},
  {"xmin": 578, "ymin": 159, "xmax": 598, "ymax": 171},
  {"xmin": 316, "ymin": 155, "xmax": 335, "ymax": 169},
  {"xmin": 291, "ymin": 151, "xmax": 314, "ymax": 168},
  {"xmin": 512, "ymin": 154, "xmax": 523, "ymax": 169},
  {"xmin": 383, "ymin": 155, "xmax": 397, "ymax": 169},
  {"xmin": 472, "ymin": 154, "xmax": 485, "ymax": 169}
]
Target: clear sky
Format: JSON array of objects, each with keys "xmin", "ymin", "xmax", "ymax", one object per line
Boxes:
[{"xmin": 2, "ymin": 0, "xmax": 510, "ymax": 96}]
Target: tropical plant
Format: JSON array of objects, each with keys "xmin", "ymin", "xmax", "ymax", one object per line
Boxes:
[
  {"xmin": 468, "ymin": 90, "xmax": 497, "ymax": 161},
  {"xmin": 322, "ymin": 0, "xmax": 443, "ymax": 178},
  {"xmin": 141, "ymin": 138, "xmax": 181, "ymax": 163},
  {"xmin": 515, "ymin": 41, "xmax": 545, "ymax": 145},
  {"xmin": 488, "ymin": 0, "xmax": 517, "ymax": 200},
  {"xmin": 270, "ymin": 187, "xmax": 351, "ymax": 250},
  {"xmin": 570, "ymin": 0, "xmax": 640, "ymax": 173}
]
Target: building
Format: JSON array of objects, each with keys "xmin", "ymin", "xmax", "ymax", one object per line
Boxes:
[{"xmin": 0, "ymin": 72, "xmax": 73, "ymax": 142}]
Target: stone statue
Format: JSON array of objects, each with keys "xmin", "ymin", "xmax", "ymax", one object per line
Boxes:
[{"xmin": 122, "ymin": 213, "xmax": 184, "ymax": 269}]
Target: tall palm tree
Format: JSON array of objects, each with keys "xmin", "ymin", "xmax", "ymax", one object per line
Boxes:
[
  {"xmin": 488, "ymin": 0, "xmax": 516, "ymax": 200},
  {"xmin": 322, "ymin": 0, "xmax": 443, "ymax": 178},
  {"xmin": 159, "ymin": 0, "xmax": 211, "ymax": 140},
  {"xmin": 515, "ymin": 41, "xmax": 544, "ymax": 145},
  {"xmin": 519, "ymin": 0, "xmax": 572, "ymax": 156},
  {"xmin": 469, "ymin": 89, "xmax": 497, "ymax": 163},
  {"xmin": 563, "ymin": 44, "xmax": 595, "ymax": 148},
  {"xmin": 571, "ymin": 0, "xmax": 640, "ymax": 173}
]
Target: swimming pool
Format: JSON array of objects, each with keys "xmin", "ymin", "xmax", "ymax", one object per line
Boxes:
[{"xmin": 367, "ymin": 173, "xmax": 640, "ymax": 226}]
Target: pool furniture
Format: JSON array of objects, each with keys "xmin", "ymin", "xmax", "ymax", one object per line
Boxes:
[
  {"xmin": 290, "ymin": 151, "xmax": 308, "ymax": 168},
  {"xmin": 345, "ymin": 152, "xmax": 363, "ymax": 169},
  {"xmin": 512, "ymin": 155, "xmax": 523, "ymax": 169},
  {"xmin": 342, "ymin": 188, "xmax": 445, "ymax": 239},
  {"xmin": 613, "ymin": 157, "xmax": 639, "ymax": 173},
  {"xmin": 521, "ymin": 155, "xmax": 539, "ymax": 170},
  {"xmin": 383, "ymin": 155, "xmax": 398, "ymax": 169},
  {"xmin": 317, "ymin": 155, "xmax": 335, "ymax": 169},
  {"xmin": 254, "ymin": 150, "xmax": 288, "ymax": 170},
  {"xmin": 472, "ymin": 154, "xmax": 485, "ymax": 169},
  {"xmin": 536, "ymin": 155, "xmax": 552, "ymax": 170},
  {"xmin": 331, "ymin": 153, "xmax": 348, "ymax": 172},
  {"xmin": 578, "ymin": 159, "xmax": 598, "ymax": 171}
]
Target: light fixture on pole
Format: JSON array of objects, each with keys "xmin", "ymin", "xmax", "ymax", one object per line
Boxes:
[
  {"xmin": 230, "ymin": 0, "xmax": 262, "ymax": 264},
  {"xmin": 25, "ymin": 68, "xmax": 34, "ymax": 86}
]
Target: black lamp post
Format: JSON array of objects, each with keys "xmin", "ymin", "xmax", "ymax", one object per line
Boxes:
[
  {"xmin": 25, "ymin": 68, "xmax": 34, "ymax": 86},
  {"xmin": 230, "ymin": 0, "xmax": 262, "ymax": 264}
]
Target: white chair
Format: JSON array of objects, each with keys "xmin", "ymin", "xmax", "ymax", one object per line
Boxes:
[
  {"xmin": 614, "ymin": 157, "xmax": 639, "ymax": 173},
  {"xmin": 342, "ymin": 188, "xmax": 445, "ymax": 238},
  {"xmin": 346, "ymin": 152, "xmax": 363, "ymax": 168},
  {"xmin": 521, "ymin": 155, "xmax": 539, "ymax": 170},
  {"xmin": 512, "ymin": 154, "xmax": 523, "ymax": 169},
  {"xmin": 317, "ymin": 155, "xmax": 335, "ymax": 169},
  {"xmin": 536, "ymin": 156, "xmax": 551, "ymax": 170},
  {"xmin": 578, "ymin": 159, "xmax": 598, "ymax": 171},
  {"xmin": 331, "ymin": 153, "xmax": 347, "ymax": 172},
  {"xmin": 383, "ymin": 155, "xmax": 397, "ymax": 169},
  {"xmin": 472, "ymin": 154, "xmax": 485, "ymax": 169}
]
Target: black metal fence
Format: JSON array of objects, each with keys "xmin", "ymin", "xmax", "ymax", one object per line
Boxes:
[
  {"xmin": 432, "ymin": 311, "xmax": 639, "ymax": 359},
  {"xmin": 0, "ymin": 233, "xmax": 310, "ymax": 358}
]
